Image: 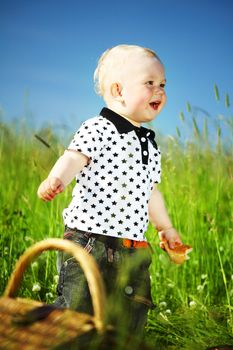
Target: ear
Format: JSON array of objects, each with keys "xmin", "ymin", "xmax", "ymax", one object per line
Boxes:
[{"xmin": 110, "ymin": 83, "xmax": 123, "ymax": 101}]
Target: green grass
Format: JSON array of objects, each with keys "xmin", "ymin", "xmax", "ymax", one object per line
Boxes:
[{"xmin": 0, "ymin": 90, "xmax": 233, "ymax": 349}]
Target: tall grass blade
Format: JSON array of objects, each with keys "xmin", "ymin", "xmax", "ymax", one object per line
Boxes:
[
  {"xmin": 179, "ymin": 111, "xmax": 185, "ymax": 122},
  {"xmin": 34, "ymin": 134, "xmax": 51, "ymax": 148},
  {"xmin": 186, "ymin": 102, "xmax": 191, "ymax": 113},
  {"xmin": 192, "ymin": 116, "xmax": 200, "ymax": 139},
  {"xmin": 216, "ymin": 126, "xmax": 222, "ymax": 153},
  {"xmin": 203, "ymin": 117, "xmax": 208, "ymax": 142},
  {"xmin": 225, "ymin": 93, "xmax": 230, "ymax": 108},
  {"xmin": 214, "ymin": 84, "xmax": 220, "ymax": 101},
  {"xmin": 176, "ymin": 126, "xmax": 181, "ymax": 138},
  {"xmin": 213, "ymin": 227, "xmax": 233, "ymax": 332}
]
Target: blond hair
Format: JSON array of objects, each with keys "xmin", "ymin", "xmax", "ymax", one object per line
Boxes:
[{"xmin": 94, "ymin": 44, "xmax": 162, "ymax": 98}]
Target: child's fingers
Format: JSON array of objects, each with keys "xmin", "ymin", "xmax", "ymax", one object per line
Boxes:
[
  {"xmin": 159, "ymin": 228, "xmax": 183, "ymax": 249},
  {"xmin": 168, "ymin": 241, "xmax": 179, "ymax": 249},
  {"xmin": 166, "ymin": 237, "xmax": 182, "ymax": 250},
  {"xmin": 38, "ymin": 182, "xmax": 55, "ymax": 201},
  {"xmin": 44, "ymin": 190, "xmax": 56, "ymax": 201},
  {"xmin": 40, "ymin": 190, "xmax": 54, "ymax": 201},
  {"xmin": 55, "ymin": 182, "xmax": 65, "ymax": 194},
  {"xmin": 49, "ymin": 178, "xmax": 65, "ymax": 194},
  {"xmin": 38, "ymin": 178, "xmax": 64, "ymax": 201},
  {"xmin": 158, "ymin": 231, "xmax": 165, "ymax": 241},
  {"xmin": 42, "ymin": 194, "xmax": 53, "ymax": 202},
  {"xmin": 159, "ymin": 242, "xmax": 166, "ymax": 251},
  {"xmin": 160, "ymin": 239, "xmax": 176, "ymax": 250}
]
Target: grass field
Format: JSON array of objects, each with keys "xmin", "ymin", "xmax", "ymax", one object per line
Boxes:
[{"xmin": 0, "ymin": 91, "xmax": 232, "ymax": 349}]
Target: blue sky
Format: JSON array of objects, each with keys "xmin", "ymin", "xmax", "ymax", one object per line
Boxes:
[{"xmin": 1, "ymin": 0, "xmax": 233, "ymax": 138}]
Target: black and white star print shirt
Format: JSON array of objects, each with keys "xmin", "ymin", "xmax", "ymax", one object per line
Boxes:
[{"xmin": 63, "ymin": 107, "xmax": 161, "ymax": 241}]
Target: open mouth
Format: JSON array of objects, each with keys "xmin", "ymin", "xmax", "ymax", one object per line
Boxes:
[{"xmin": 150, "ymin": 101, "xmax": 161, "ymax": 110}]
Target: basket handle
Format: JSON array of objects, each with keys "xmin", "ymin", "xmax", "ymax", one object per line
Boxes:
[{"xmin": 4, "ymin": 238, "xmax": 106, "ymax": 331}]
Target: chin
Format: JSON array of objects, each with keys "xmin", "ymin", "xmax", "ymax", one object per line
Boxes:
[{"xmin": 142, "ymin": 113, "xmax": 158, "ymax": 123}]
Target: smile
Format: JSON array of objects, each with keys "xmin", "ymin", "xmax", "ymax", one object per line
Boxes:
[{"xmin": 149, "ymin": 101, "xmax": 161, "ymax": 110}]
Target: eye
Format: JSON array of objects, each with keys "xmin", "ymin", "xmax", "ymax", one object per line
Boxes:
[
  {"xmin": 146, "ymin": 81, "xmax": 154, "ymax": 86},
  {"xmin": 160, "ymin": 83, "xmax": 166, "ymax": 88}
]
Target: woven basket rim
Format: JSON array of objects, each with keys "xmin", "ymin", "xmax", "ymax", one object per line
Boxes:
[{"xmin": 3, "ymin": 238, "xmax": 106, "ymax": 331}]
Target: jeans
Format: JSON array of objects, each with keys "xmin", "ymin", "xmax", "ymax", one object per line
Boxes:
[{"xmin": 54, "ymin": 227, "xmax": 154, "ymax": 333}]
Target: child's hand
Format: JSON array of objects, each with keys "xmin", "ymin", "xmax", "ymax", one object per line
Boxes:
[
  {"xmin": 158, "ymin": 227, "xmax": 183, "ymax": 250},
  {"xmin": 37, "ymin": 177, "xmax": 64, "ymax": 201},
  {"xmin": 158, "ymin": 228, "xmax": 192, "ymax": 264}
]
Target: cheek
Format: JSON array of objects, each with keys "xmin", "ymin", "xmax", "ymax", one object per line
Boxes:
[
  {"xmin": 136, "ymin": 89, "xmax": 152, "ymax": 104},
  {"xmin": 126, "ymin": 92, "xmax": 146, "ymax": 108},
  {"xmin": 123, "ymin": 87, "xmax": 151, "ymax": 110}
]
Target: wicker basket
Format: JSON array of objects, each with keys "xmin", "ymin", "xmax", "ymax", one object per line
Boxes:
[{"xmin": 0, "ymin": 238, "xmax": 106, "ymax": 349}]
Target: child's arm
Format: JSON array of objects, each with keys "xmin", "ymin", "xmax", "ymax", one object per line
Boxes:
[
  {"xmin": 37, "ymin": 150, "xmax": 89, "ymax": 201},
  {"xmin": 148, "ymin": 185, "xmax": 183, "ymax": 249}
]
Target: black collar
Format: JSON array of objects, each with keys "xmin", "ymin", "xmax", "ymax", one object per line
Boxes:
[{"xmin": 100, "ymin": 107, "xmax": 156, "ymax": 140}]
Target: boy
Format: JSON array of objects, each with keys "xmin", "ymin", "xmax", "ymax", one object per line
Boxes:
[{"xmin": 37, "ymin": 44, "xmax": 182, "ymax": 333}]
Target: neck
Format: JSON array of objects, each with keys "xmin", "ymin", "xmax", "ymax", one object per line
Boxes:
[{"xmin": 106, "ymin": 104, "xmax": 141, "ymax": 128}]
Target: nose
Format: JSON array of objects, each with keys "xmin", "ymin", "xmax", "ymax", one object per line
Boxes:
[{"xmin": 153, "ymin": 86, "xmax": 165, "ymax": 95}]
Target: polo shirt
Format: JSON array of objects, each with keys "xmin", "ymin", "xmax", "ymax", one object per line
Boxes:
[{"xmin": 62, "ymin": 107, "xmax": 161, "ymax": 241}]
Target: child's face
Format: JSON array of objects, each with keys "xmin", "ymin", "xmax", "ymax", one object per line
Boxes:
[{"xmin": 118, "ymin": 54, "xmax": 166, "ymax": 125}]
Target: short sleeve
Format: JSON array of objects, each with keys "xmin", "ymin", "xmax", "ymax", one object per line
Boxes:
[{"xmin": 67, "ymin": 117, "xmax": 106, "ymax": 159}]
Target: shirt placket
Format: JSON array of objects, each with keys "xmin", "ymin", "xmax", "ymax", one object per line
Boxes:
[{"xmin": 135, "ymin": 129, "xmax": 150, "ymax": 165}]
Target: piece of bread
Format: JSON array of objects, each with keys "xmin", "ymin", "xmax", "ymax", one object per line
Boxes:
[{"xmin": 162, "ymin": 241, "xmax": 192, "ymax": 264}]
